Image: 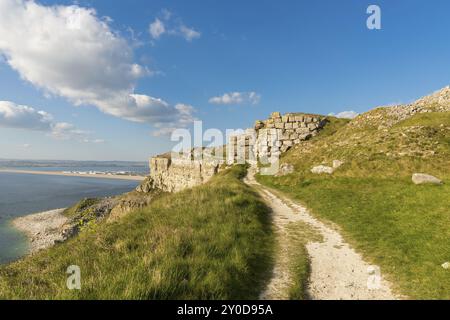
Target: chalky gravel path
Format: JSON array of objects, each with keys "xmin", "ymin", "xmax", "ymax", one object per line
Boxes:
[{"xmin": 244, "ymin": 166, "xmax": 400, "ymax": 300}]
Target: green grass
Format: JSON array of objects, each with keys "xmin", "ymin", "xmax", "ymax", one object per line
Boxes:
[
  {"xmin": 395, "ymin": 111, "xmax": 450, "ymax": 128},
  {"xmin": 0, "ymin": 165, "xmax": 274, "ymax": 300},
  {"xmin": 282, "ymin": 112, "xmax": 450, "ymax": 179},
  {"xmin": 63, "ymin": 198, "xmax": 99, "ymax": 218},
  {"xmin": 284, "ymin": 222, "xmax": 322, "ymax": 300},
  {"xmin": 257, "ymin": 174, "xmax": 450, "ymax": 299},
  {"xmin": 313, "ymin": 117, "xmax": 351, "ymax": 139}
]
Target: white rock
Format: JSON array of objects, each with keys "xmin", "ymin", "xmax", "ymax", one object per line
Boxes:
[
  {"xmin": 442, "ymin": 262, "xmax": 450, "ymax": 269},
  {"xmin": 333, "ymin": 160, "xmax": 344, "ymax": 169},
  {"xmin": 412, "ymin": 173, "xmax": 442, "ymax": 185},
  {"xmin": 311, "ymin": 165, "xmax": 334, "ymax": 175}
]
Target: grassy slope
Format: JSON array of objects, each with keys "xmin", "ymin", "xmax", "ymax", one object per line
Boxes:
[
  {"xmin": 63, "ymin": 198, "xmax": 100, "ymax": 218},
  {"xmin": 280, "ymin": 112, "xmax": 450, "ymax": 179},
  {"xmin": 258, "ymin": 112, "xmax": 450, "ymax": 299},
  {"xmin": 0, "ymin": 165, "xmax": 274, "ymax": 300}
]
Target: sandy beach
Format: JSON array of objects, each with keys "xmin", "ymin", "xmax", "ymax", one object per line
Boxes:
[
  {"xmin": 11, "ymin": 209, "xmax": 68, "ymax": 254},
  {"xmin": 0, "ymin": 169, "xmax": 145, "ymax": 181}
]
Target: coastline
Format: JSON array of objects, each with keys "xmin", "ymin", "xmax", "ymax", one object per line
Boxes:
[
  {"xmin": 0, "ymin": 169, "xmax": 145, "ymax": 181},
  {"xmin": 11, "ymin": 209, "xmax": 68, "ymax": 255}
]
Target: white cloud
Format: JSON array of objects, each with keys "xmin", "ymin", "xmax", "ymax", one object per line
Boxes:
[
  {"xmin": 50, "ymin": 122, "xmax": 90, "ymax": 140},
  {"xmin": 149, "ymin": 10, "xmax": 201, "ymax": 42},
  {"xmin": 82, "ymin": 138, "xmax": 105, "ymax": 144},
  {"xmin": 151, "ymin": 103, "xmax": 197, "ymax": 137},
  {"xmin": 179, "ymin": 25, "xmax": 201, "ymax": 42},
  {"xmin": 23, "ymin": 144, "xmax": 31, "ymax": 148},
  {"xmin": 332, "ymin": 111, "xmax": 359, "ymax": 119},
  {"xmin": 0, "ymin": 0, "xmax": 195, "ymax": 132},
  {"xmin": 149, "ymin": 18, "xmax": 165, "ymax": 39},
  {"xmin": 0, "ymin": 101, "xmax": 53, "ymax": 131},
  {"xmin": 209, "ymin": 92, "xmax": 261, "ymax": 105},
  {"xmin": 0, "ymin": 101, "xmax": 99, "ymax": 142}
]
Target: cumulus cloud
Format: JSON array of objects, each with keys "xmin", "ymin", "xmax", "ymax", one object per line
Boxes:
[
  {"xmin": 0, "ymin": 0, "xmax": 195, "ymax": 132},
  {"xmin": 0, "ymin": 101, "xmax": 53, "ymax": 131},
  {"xmin": 149, "ymin": 10, "xmax": 201, "ymax": 42},
  {"xmin": 151, "ymin": 104, "xmax": 197, "ymax": 137},
  {"xmin": 50, "ymin": 122, "xmax": 91, "ymax": 140},
  {"xmin": 149, "ymin": 18, "xmax": 165, "ymax": 39},
  {"xmin": 0, "ymin": 101, "xmax": 99, "ymax": 142},
  {"xmin": 209, "ymin": 92, "xmax": 261, "ymax": 105},
  {"xmin": 331, "ymin": 110, "xmax": 359, "ymax": 119}
]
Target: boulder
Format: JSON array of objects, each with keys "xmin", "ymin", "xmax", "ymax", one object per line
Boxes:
[
  {"xmin": 311, "ymin": 165, "xmax": 334, "ymax": 175},
  {"xmin": 412, "ymin": 173, "xmax": 442, "ymax": 185}
]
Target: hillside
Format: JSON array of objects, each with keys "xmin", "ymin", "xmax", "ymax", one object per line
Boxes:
[
  {"xmin": 276, "ymin": 87, "xmax": 450, "ymax": 179},
  {"xmin": 0, "ymin": 166, "xmax": 274, "ymax": 299},
  {"xmin": 257, "ymin": 87, "xmax": 450, "ymax": 299}
]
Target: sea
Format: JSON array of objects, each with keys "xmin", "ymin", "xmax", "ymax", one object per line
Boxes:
[{"xmin": 0, "ymin": 160, "xmax": 148, "ymax": 264}]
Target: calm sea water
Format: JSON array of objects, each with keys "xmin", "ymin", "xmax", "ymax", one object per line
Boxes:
[
  {"xmin": 0, "ymin": 172, "xmax": 139, "ymax": 264},
  {"xmin": 0, "ymin": 159, "xmax": 149, "ymax": 175}
]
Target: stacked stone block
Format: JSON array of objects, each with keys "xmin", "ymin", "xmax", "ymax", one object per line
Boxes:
[
  {"xmin": 227, "ymin": 129, "xmax": 257, "ymax": 165},
  {"xmin": 226, "ymin": 112, "xmax": 326, "ymax": 164},
  {"xmin": 255, "ymin": 112, "xmax": 325, "ymax": 159}
]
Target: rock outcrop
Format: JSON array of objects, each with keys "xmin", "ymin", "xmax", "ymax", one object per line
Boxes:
[
  {"xmin": 350, "ymin": 86, "xmax": 450, "ymax": 130},
  {"xmin": 135, "ymin": 176, "xmax": 155, "ymax": 193},
  {"xmin": 109, "ymin": 191, "xmax": 159, "ymax": 220},
  {"xmin": 60, "ymin": 198, "xmax": 117, "ymax": 240}
]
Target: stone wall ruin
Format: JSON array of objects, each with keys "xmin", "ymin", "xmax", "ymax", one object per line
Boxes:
[{"xmin": 140, "ymin": 112, "xmax": 327, "ymax": 193}]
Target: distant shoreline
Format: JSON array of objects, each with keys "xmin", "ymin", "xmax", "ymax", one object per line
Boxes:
[{"xmin": 0, "ymin": 169, "xmax": 145, "ymax": 181}]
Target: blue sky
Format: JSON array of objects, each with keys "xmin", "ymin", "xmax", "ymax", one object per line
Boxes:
[{"xmin": 0, "ymin": 0, "xmax": 449, "ymax": 161}]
